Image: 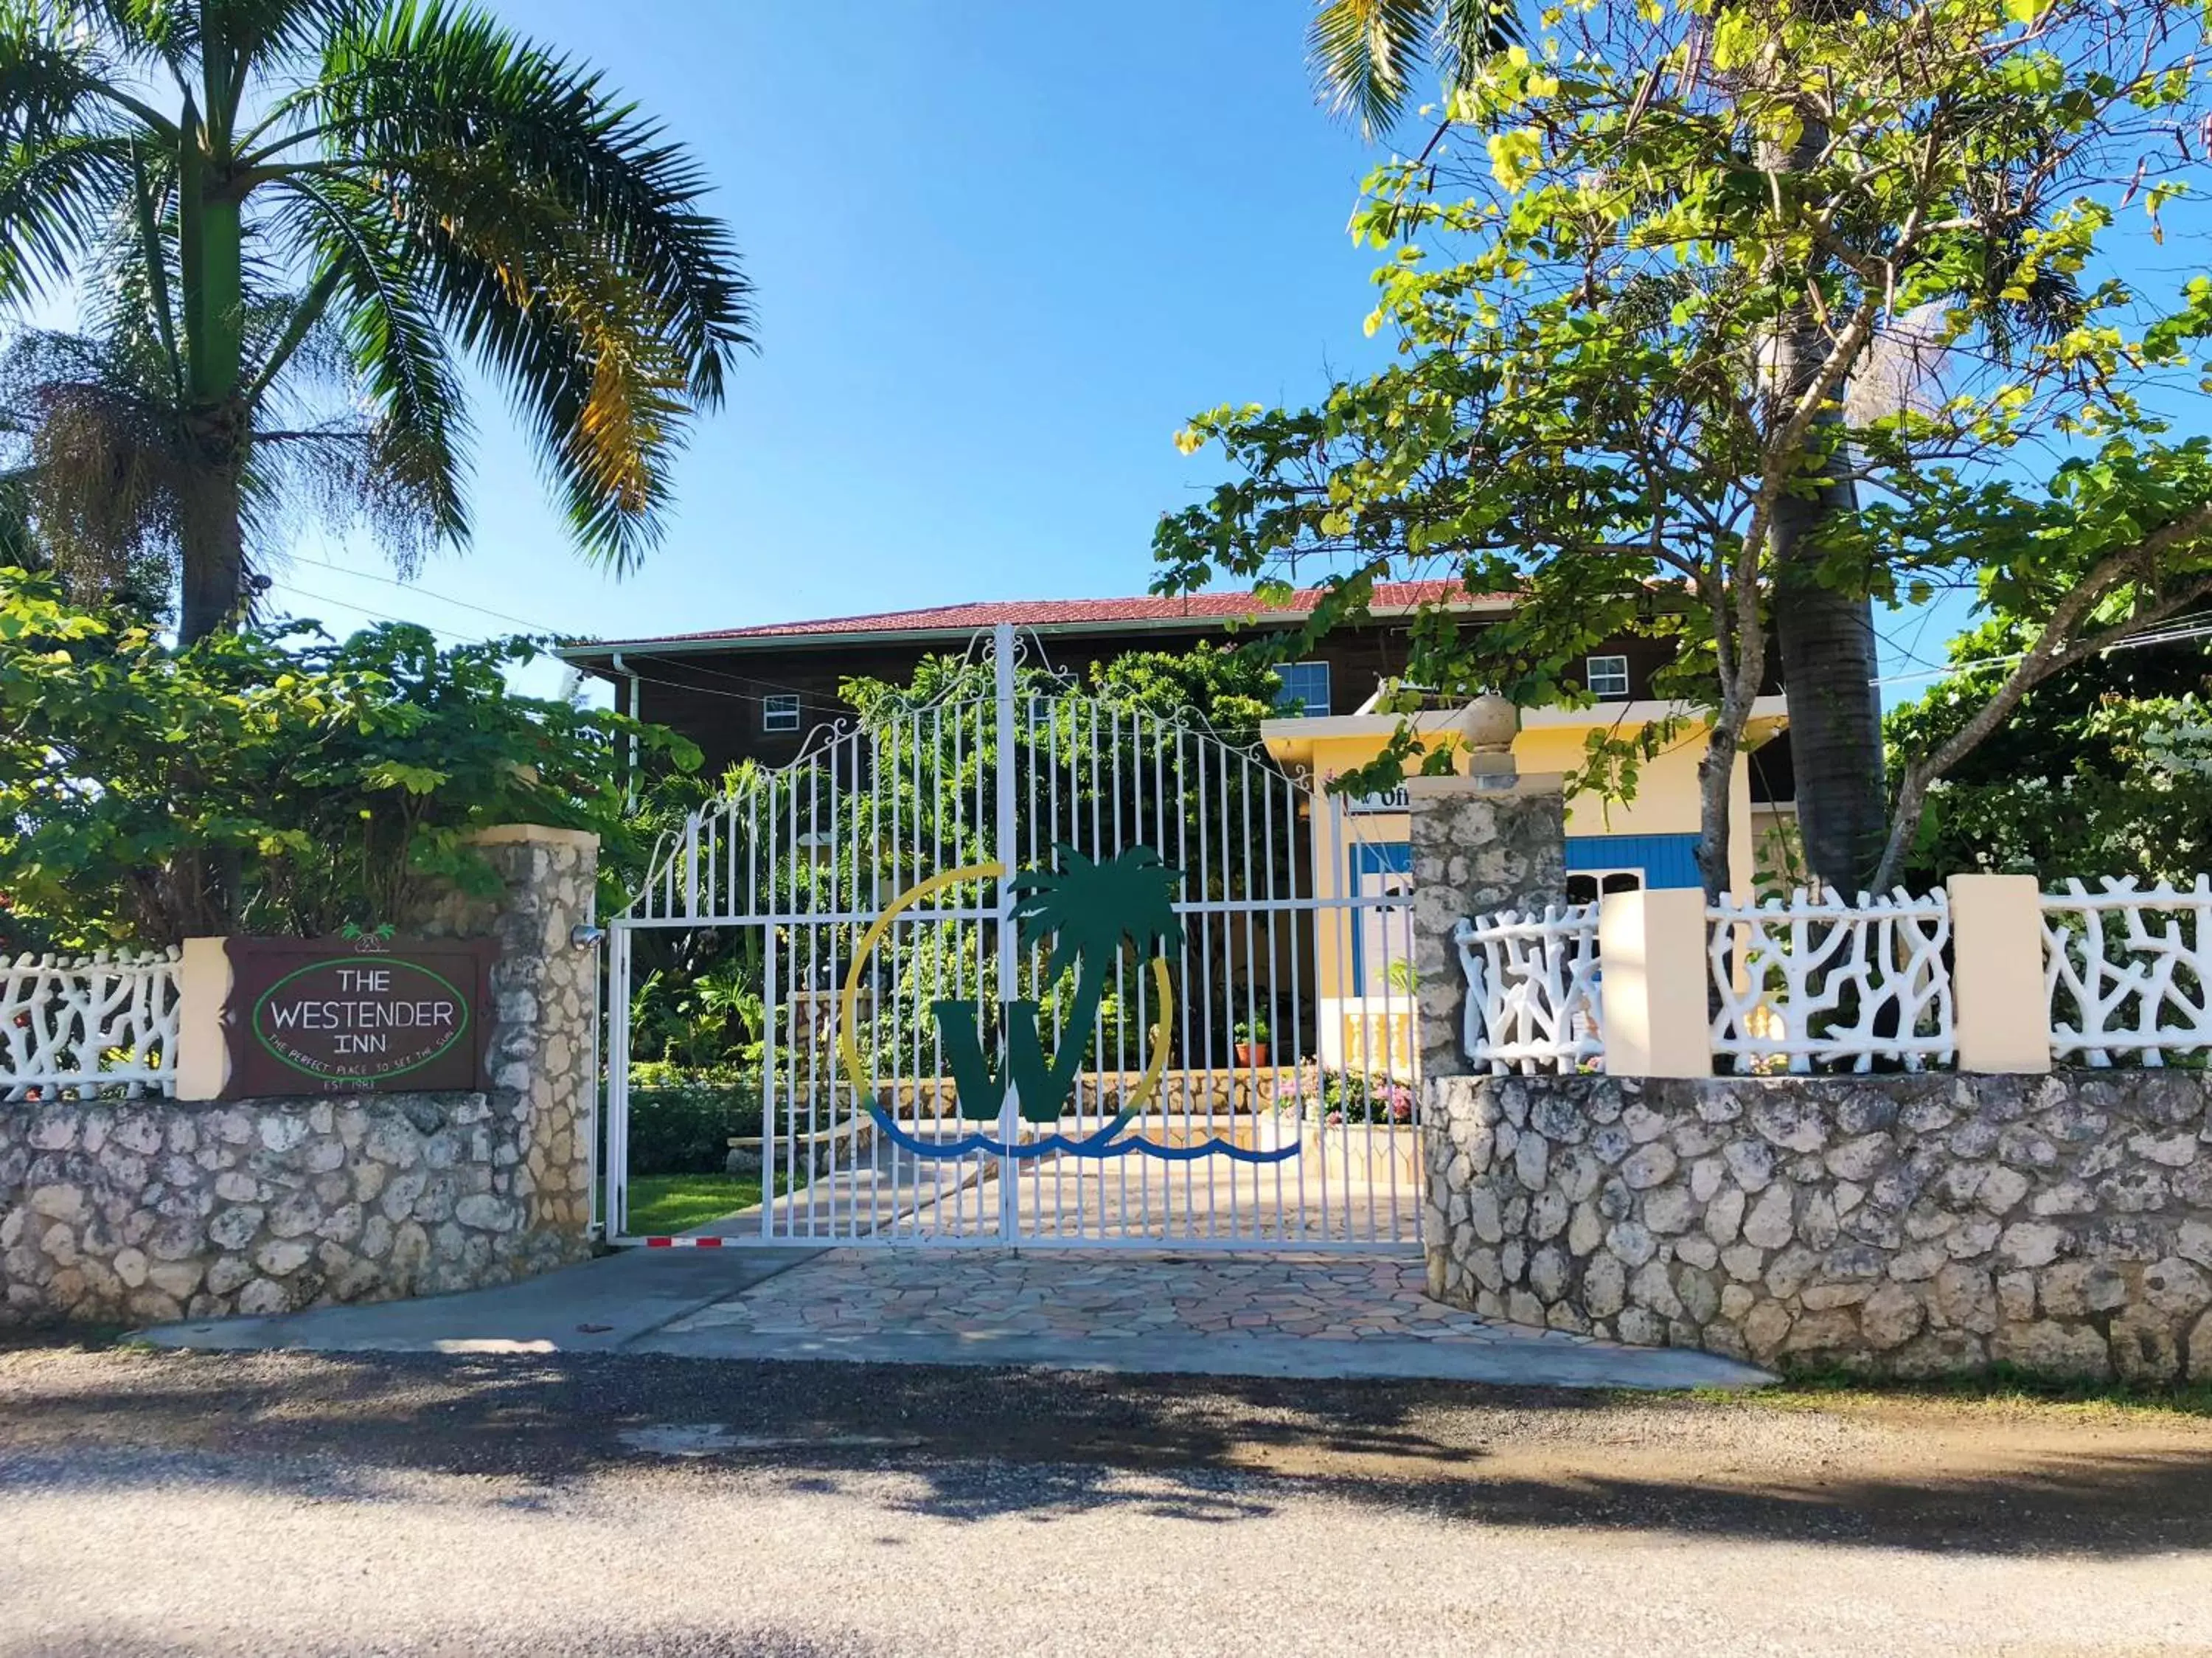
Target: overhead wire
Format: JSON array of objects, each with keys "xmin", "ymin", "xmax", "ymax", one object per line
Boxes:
[
  {"xmin": 278, "ymin": 584, "xmax": 487, "ymax": 644},
  {"xmin": 625, "ymin": 663, "xmax": 846, "ymax": 717},
  {"xmin": 275, "ymin": 557, "xmax": 841, "ymax": 708},
  {"xmin": 282, "ymin": 554, "xmax": 568, "ymax": 634},
  {"xmin": 1868, "ymin": 614, "xmax": 2212, "ymax": 689}
]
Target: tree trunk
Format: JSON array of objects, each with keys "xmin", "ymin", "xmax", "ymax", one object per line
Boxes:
[
  {"xmin": 1761, "ymin": 105, "xmax": 1889, "ymax": 898},
  {"xmin": 1772, "ymin": 484, "xmax": 1888, "ymax": 896},
  {"xmin": 176, "ymin": 131, "xmax": 248, "ymax": 647},
  {"xmin": 1694, "ymin": 718, "xmax": 1741, "ymax": 902},
  {"xmin": 176, "ymin": 449, "xmax": 245, "ymax": 645}
]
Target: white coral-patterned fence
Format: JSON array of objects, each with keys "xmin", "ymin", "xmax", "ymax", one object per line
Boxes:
[
  {"xmin": 1, "ymin": 951, "xmax": 181, "ymax": 1102},
  {"xmin": 1709, "ymin": 889, "xmax": 1955, "ymax": 1075},
  {"xmin": 2042, "ymin": 877, "xmax": 2211, "ymax": 1067},
  {"xmin": 1452, "ymin": 904, "xmax": 1602, "ymax": 1075}
]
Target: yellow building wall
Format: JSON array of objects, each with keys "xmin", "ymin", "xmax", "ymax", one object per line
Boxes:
[{"xmin": 1301, "ymin": 721, "xmax": 1756, "ymax": 912}]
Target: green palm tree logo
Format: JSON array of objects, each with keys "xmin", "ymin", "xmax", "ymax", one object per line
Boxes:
[{"xmin": 933, "ymin": 845, "xmax": 1183, "ymax": 1124}]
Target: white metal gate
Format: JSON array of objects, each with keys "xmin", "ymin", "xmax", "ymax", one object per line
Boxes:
[{"xmin": 604, "ymin": 627, "xmax": 1419, "ymax": 1250}]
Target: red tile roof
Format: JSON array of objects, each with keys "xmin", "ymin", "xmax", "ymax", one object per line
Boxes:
[{"xmin": 571, "ymin": 580, "xmax": 1506, "ymax": 653}]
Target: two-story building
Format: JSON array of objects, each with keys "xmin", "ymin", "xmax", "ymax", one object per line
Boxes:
[{"xmin": 560, "ymin": 580, "xmax": 1795, "ymax": 901}]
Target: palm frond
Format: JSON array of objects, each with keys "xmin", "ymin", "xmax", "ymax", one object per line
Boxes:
[
  {"xmin": 83, "ymin": 1, "xmax": 197, "ymax": 72},
  {"xmin": 311, "ymin": 0, "xmax": 754, "ymax": 402},
  {"xmin": 1434, "ymin": 0, "xmax": 1521, "ymax": 94},
  {"xmin": 345, "ymin": 142, "xmax": 689, "ymax": 567},
  {"xmin": 270, "ymin": 173, "xmax": 470, "ymax": 552},
  {"xmin": 1309, "ymin": 0, "xmax": 1432, "ymax": 136},
  {"xmin": 0, "ymin": 9, "xmax": 122, "ymax": 145},
  {"xmin": 1308, "ymin": 0, "xmax": 1517, "ymax": 137},
  {"xmin": 0, "ymin": 132, "xmax": 137, "ymax": 304}
]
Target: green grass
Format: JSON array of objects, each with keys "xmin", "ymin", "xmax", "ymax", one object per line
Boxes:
[
  {"xmin": 1682, "ymin": 1363, "xmax": 2212, "ymax": 1421},
  {"xmin": 623, "ymin": 1173, "xmax": 765, "ymax": 1237}
]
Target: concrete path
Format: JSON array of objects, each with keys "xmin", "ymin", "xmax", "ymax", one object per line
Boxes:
[
  {"xmin": 139, "ymin": 1245, "xmax": 1769, "ymax": 1390},
  {"xmin": 136, "ymin": 1246, "xmax": 812, "ymax": 1356}
]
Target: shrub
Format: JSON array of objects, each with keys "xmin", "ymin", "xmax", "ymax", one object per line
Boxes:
[
  {"xmin": 0, "ymin": 568, "xmax": 698, "ymax": 946},
  {"xmin": 625, "ymin": 1063, "xmax": 764, "ymax": 1175}
]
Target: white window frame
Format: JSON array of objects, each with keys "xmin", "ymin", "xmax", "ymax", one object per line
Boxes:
[
  {"xmin": 1276, "ymin": 660, "xmax": 1332, "ymax": 717},
  {"xmin": 762, "ymin": 693, "xmax": 801, "ymax": 733},
  {"xmin": 1585, "ymin": 653, "xmax": 1631, "ymax": 700},
  {"xmin": 1565, "ymin": 867, "xmax": 1644, "ymax": 905}
]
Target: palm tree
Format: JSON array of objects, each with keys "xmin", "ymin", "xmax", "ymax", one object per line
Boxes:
[
  {"xmin": 1002, "ymin": 844, "xmax": 1183, "ymax": 1123},
  {"xmin": 0, "ymin": 0, "xmax": 753, "ymax": 644}
]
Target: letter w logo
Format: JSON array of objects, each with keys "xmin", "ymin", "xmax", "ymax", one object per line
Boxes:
[{"xmin": 930, "ymin": 999, "xmax": 1068, "ymax": 1124}]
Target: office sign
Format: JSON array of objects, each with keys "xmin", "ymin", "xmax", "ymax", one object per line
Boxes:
[
  {"xmin": 1346, "ymin": 785, "xmax": 1411, "ymax": 815},
  {"xmin": 221, "ymin": 937, "xmax": 496, "ymax": 1098}
]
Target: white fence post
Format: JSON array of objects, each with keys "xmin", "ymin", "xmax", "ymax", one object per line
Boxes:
[
  {"xmin": 1948, "ymin": 875, "xmax": 2052, "ymax": 1074},
  {"xmin": 173, "ymin": 937, "xmax": 232, "ymax": 1101},
  {"xmin": 1598, "ymin": 888, "xmax": 1712, "ymax": 1078}
]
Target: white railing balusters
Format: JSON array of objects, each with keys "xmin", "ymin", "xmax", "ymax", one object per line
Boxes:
[
  {"xmin": 1453, "ymin": 903, "xmax": 1602, "ymax": 1075},
  {"xmin": 2042, "ymin": 875, "xmax": 2212, "ymax": 1067},
  {"xmin": 1708, "ymin": 889, "xmax": 1954, "ymax": 1074},
  {"xmin": 1, "ymin": 948, "xmax": 182, "ymax": 1101}
]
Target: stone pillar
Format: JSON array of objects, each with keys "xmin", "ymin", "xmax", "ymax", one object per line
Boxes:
[
  {"xmin": 1405, "ymin": 775, "xmax": 1569, "ymax": 1084},
  {"xmin": 411, "ymin": 825, "xmax": 599, "ymax": 1240},
  {"xmin": 1406, "ymin": 775, "xmax": 1567, "ymax": 1298}
]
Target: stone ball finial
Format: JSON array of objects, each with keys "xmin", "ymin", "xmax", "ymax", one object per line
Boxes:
[{"xmin": 1461, "ymin": 692, "xmax": 1518, "ymax": 754}]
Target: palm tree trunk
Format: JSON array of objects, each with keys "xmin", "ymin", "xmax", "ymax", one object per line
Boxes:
[
  {"xmin": 177, "ymin": 452, "xmax": 245, "ymax": 645},
  {"xmin": 1761, "ymin": 106, "xmax": 1888, "ymax": 898},
  {"xmin": 175, "ymin": 125, "xmax": 250, "ymax": 647},
  {"xmin": 1023, "ymin": 959, "xmax": 1113, "ymax": 1123},
  {"xmin": 1771, "ymin": 476, "xmax": 1888, "ymax": 897}
]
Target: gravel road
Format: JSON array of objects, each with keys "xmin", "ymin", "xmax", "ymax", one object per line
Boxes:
[{"xmin": 1, "ymin": 1343, "xmax": 2208, "ymax": 1657}]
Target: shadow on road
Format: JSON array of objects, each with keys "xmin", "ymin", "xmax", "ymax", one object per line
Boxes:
[{"xmin": 3, "ymin": 1342, "xmax": 2208, "ymax": 1561}]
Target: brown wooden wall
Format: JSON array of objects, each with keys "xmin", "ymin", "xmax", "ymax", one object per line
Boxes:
[{"xmin": 594, "ymin": 617, "xmax": 1742, "ymax": 782}]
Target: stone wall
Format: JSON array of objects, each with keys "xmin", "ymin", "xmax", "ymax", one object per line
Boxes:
[
  {"xmin": 0, "ymin": 1090, "xmax": 588, "ymax": 1325},
  {"xmin": 1425, "ymin": 1070, "xmax": 2212, "ymax": 1382},
  {"xmin": 410, "ymin": 825, "xmax": 599, "ymax": 1239},
  {"xmin": 1, "ymin": 822, "xmax": 599, "ymax": 1328}
]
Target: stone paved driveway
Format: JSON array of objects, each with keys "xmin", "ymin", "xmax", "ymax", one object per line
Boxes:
[
  {"xmin": 663, "ymin": 1249, "xmax": 1593, "ymax": 1348},
  {"xmin": 142, "ymin": 1232, "xmax": 1767, "ymax": 1387}
]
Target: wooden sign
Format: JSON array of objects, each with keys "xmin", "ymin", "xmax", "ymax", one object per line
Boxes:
[{"xmin": 220, "ymin": 937, "xmax": 497, "ymax": 1099}]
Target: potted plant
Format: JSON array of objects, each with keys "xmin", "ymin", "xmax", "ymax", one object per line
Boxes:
[{"xmin": 1233, "ymin": 1016, "xmax": 1270, "ymax": 1066}]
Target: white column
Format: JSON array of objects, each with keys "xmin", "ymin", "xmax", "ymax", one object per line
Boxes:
[
  {"xmin": 1947, "ymin": 873, "xmax": 2051, "ymax": 1073},
  {"xmin": 173, "ymin": 937, "xmax": 231, "ymax": 1101},
  {"xmin": 1598, "ymin": 888, "xmax": 1713, "ymax": 1078}
]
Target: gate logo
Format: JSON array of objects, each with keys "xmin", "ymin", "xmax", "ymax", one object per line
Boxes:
[{"xmin": 838, "ymin": 844, "xmax": 1298, "ymax": 1164}]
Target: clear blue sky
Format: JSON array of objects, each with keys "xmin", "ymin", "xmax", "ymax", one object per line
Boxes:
[
  {"xmin": 273, "ymin": 0, "xmax": 1396, "ymax": 693},
  {"xmin": 262, "ymin": 1, "xmax": 2095, "ymax": 706}
]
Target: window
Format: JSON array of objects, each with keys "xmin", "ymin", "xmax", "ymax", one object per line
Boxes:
[
  {"xmin": 1565, "ymin": 869, "xmax": 1644, "ymax": 906},
  {"xmin": 1585, "ymin": 653, "xmax": 1631, "ymax": 700},
  {"xmin": 762, "ymin": 694, "xmax": 801, "ymax": 732},
  {"xmin": 1275, "ymin": 661, "xmax": 1332, "ymax": 717}
]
